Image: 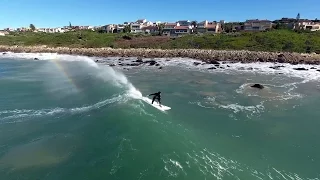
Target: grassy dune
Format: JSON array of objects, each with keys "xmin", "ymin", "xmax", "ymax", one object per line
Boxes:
[{"xmin": 1, "ymin": 30, "xmax": 319, "ymax": 53}]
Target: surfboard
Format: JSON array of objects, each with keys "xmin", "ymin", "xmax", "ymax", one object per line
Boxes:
[{"xmin": 141, "ymin": 97, "xmax": 171, "ymax": 111}]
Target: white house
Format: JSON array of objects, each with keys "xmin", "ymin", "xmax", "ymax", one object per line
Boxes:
[{"xmin": 130, "ymin": 23, "xmax": 143, "ymax": 33}]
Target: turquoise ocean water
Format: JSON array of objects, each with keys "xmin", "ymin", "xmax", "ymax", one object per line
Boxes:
[{"xmin": 0, "ymin": 52, "xmax": 320, "ymax": 180}]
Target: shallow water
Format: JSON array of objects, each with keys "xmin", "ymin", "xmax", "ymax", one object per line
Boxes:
[{"xmin": 0, "ymin": 52, "xmax": 320, "ymax": 180}]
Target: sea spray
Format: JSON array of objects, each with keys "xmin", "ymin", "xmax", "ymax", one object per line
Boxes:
[{"xmin": 1, "ymin": 52, "xmax": 144, "ymax": 99}]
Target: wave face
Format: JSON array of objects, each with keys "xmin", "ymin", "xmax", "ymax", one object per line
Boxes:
[{"xmin": 1, "ymin": 52, "xmax": 320, "ymax": 180}]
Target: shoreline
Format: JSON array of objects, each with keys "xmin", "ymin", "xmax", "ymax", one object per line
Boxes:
[{"xmin": 1, "ymin": 45, "xmax": 320, "ymax": 65}]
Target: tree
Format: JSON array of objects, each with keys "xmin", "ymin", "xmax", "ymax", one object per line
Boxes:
[
  {"xmin": 296, "ymin": 13, "xmax": 300, "ymax": 21},
  {"xmin": 29, "ymin": 24, "xmax": 36, "ymax": 31},
  {"xmin": 157, "ymin": 23, "xmax": 165, "ymax": 35},
  {"xmin": 123, "ymin": 25, "xmax": 131, "ymax": 33}
]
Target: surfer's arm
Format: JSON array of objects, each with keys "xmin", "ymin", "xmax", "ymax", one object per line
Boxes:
[{"xmin": 148, "ymin": 93, "xmax": 156, "ymax": 96}]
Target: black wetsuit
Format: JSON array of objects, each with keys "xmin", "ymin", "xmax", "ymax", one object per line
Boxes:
[{"xmin": 149, "ymin": 92, "xmax": 161, "ymax": 106}]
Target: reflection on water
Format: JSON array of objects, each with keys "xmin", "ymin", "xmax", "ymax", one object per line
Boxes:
[{"xmin": 0, "ymin": 134, "xmax": 78, "ymax": 170}]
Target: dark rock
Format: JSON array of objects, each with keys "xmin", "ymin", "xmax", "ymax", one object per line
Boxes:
[
  {"xmin": 193, "ymin": 62, "xmax": 201, "ymax": 66},
  {"xmin": 317, "ymin": 70, "xmax": 320, "ymax": 72},
  {"xmin": 119, "ymin": 58, "xmax": 124, "ymax": 61},
  {"xmin": 95, "ymin": 60, "xmax": 99, "ymax": 62},
  {"xmin": 214, "ymin": 64, "xmax": 220, "ymax": 67},
  {"xmin": 257, "ymin": 58, "xmax": 264, "ymax": 62},
  {"xmin": 220, "ymin": 67, "xmax": 224, "ymax": 69},
  {"xmin": 135, "ymin": 59, "xmax": 143, "ymax": 63},
  {"xmin": 293, "ymin": 67, "xmax": 308, "ymax": 71},
  {"xmin": 159, "ymin": 67, "xmax": 163, "ymax": 69},
  {"xmin": 34, "ymin": 58, "xmax": 39, "ymax": 60},
  {"xmin": 109, "ymin": 64, "xmax": 116, "ymax": 66},
  {"xmin": 207, "ymin": 60, "xmax": 220, "ymax": 64},
  {"xmin": 227, "ymin": 65, "xmax": 230, "ymax": 67},
  {"xmin": 310, "ymin": 67, "xmax": 317, "ymax": 69},
  {"xmin": 208, "ymin": 67, "xmax": 216, "ymax": 70},
  {"xmin": 155, "ymin": 64, "xmax": 160, "ymax": 66},
  {"xmin": 277, "ymin": 58, "xmax": 285, "ymax": 63},
  {"xmin": 269, "ymin": 65, "xmax": 285, "ymax": 70},
  {"xmin": 145, "ymin": 60, "xmax": 157, "ymax": 66},
  {"xmin": 126, "ymin": 63, "xmax": 140, "ymax": 66},
  {"xmin": 222, "ymin": 62, "xmax": 227, "ymax": 64},
  {"xmin": 247, "ymin": 67, "xmax": 253, "ymax": 70},
  {"xmin": 279, "ymin": 73, "xmax": 283, "ymax": 74},
  {"xmin": 2, "ymin": 52, "xmax": 7, "ymax": 55},
  {"xmin": 251, "ymin": 84, "xmax": 264, "ymax": 89},
  {"xmin": 165, "ymin": 59, "xmax": 170, "ymax": 61}
]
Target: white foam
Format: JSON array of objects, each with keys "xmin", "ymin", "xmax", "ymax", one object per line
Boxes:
[
  {"xmin": 107, "ymin": 57, "xmax": 320, "ymax": 83},
  {"xmin": 0, "ymin": 95, "xmax": 123, "ymax": 123},
  {"xmin": 1, "ymin": 52, "xmax": 99, "ymax": 68}
]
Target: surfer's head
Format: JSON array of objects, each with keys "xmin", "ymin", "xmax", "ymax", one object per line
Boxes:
[{"xmin": 158, "ymin": 91, "xmax": 161, "ymax": 94}]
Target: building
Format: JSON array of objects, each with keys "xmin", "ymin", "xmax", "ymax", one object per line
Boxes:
[
  {"xmin": 130, "ymin": 23, "xmax": 143, "ymax": 33},
  {"xmin": 37, "ymin": 28, "xmax": 66, "ymax": 33},
  {"xmin": 141, "ymin": 26, "xmax": 159, "ymax": 34},
  {"xmin": 294, "ymin": 20, "xmax": 320, "ymax": 31},
  {"xmin": 173, "ymin": 26, "xmax": 192, "ymax": 36},
  {"xmin": 116, "ymin": 24, "xmax": 125, "ymax": 33},
  {"xmin": 136, "ymin": 19, "xmax": 147, "ymax": 24},
  {"xmin": 101, "ymin": 24, "xmax": 116, "ymax": 33},
  {"xmin": 162, "ymin": 22, "xmax": 179, "ymax": 36},
  {"xmin": 177, "ymin": 20, "xmax": 191, "ymax": 26},
  {"xmin": 244, "ymin": 19, "xmax": 272, "ymax": 31},
  {"xmin": 196, "ymin": 20, "xmax": 221, "ymax": 33}
]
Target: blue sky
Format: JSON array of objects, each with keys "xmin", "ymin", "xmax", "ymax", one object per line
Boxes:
[{"xmin": 0, "ymin": 0, "xmax": 318, "ymax": 29}]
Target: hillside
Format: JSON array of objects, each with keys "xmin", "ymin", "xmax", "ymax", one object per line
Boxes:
[{"xmin": 0, "ymin": 30, "xmax": 319, "ymax": 53}]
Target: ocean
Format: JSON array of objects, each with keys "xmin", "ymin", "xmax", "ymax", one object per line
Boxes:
[{"xmin": 0, "ymin": 52, "xmax": 320, "ymax": 180}]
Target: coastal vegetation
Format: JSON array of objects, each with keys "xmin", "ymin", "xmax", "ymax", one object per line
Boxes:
[{"xmin": 0, "ymin": 29, "xmax": 319, "ymax": 53}]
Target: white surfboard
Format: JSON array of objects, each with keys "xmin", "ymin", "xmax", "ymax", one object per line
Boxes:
[{"xmin": 141, "ymin": 97, "xmax": 171, "ymax": 111}]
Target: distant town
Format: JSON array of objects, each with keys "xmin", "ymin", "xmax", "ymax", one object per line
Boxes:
[{"xmin": 0, "ymin": 14, "xmax": 319, "ymax": 37}]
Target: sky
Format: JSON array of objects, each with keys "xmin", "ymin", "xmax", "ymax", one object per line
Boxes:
[{"xmin": 0, "ymin": 0, "xmax": 319, "ymax": 29}]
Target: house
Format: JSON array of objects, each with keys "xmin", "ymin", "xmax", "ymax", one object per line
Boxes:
[
  {"xmin": 196, "ymin": 20, "xmax": 221, "ymax": 33},
  {"xmin": 244, "ymin": 19, "xmax": 272, "ymax": 31},
  {"xmin": 294, "ymin": 20, "xmax": 320, "ymax": 31},
  {"xmin": 136, "ymin": 19, "xmax": 147, "ymax": 24},
  {"xmin": 162, "ymin": 22, "xmax": 179, "ymax": 36},
  {"xmin": 173, "ymin": 26, "xmax": 192, "ymax": 36},
  {"xmin": 36, "ymin": 28, "xmax": 65, "ymax": 33},
  {"xmin": 101, "ymin": 24, "xmax": 116, "ymax": 33},
  {"xmin": 143, "ymin": 21, "xmax": 154, "ymax": 26},
  {"xmin": 177, "ymin": 20, "xmax": 191, "ymax": 26},
  {"xmin": 141, "ymin": 26, "xmax": 159, "ymax": 34},
  {"xmin": 130, "ymin": 23, "xmax": 143, "ymax": 33},
  {"xmin": 0, "ymin": 31, "xmax": 9, "ymax": 36},
  {"xmin": 116, "ymin": 24, "xmax": 125, "ymax": 33}
]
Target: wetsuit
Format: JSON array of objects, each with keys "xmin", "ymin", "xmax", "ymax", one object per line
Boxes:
[{"xmin": 149, "ymin": 92, "xmax": 161, "ymax": 106}]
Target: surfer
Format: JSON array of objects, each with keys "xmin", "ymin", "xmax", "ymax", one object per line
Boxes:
[{"xmin": 148, "ymin": 91, "xmax": 162, "ymax": 107}]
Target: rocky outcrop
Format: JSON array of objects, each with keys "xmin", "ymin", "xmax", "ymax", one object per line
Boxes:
[
  {"xmin": 1, "ymin": 45, "xmax": 320, "ymax": 65},
  {"xmin": 293, "ymin": 67, "xmax": 308, "ymax": 71},
  {"xmin": 251, "ymin": 84, "xmax": 264, "ymax": 89}
]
